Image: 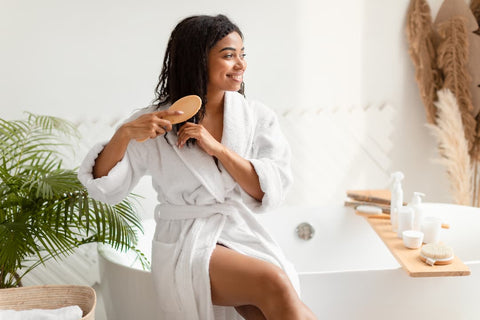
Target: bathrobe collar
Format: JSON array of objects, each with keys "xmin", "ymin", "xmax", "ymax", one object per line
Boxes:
[
  {"xmin": 165, "ymin": 132, "xmax": 225, "ymax": 202},
  {"xmin": 165, "ymin": 91, "xmax": 254, "ymax": 203},
  {"xmin": 222, "ymin": 91, "xmax": 255, "ymax": 158}
]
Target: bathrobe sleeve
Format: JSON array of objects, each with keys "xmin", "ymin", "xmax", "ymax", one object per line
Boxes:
[
  {"xmin": 78, "ymin": 140, "xmax": 147, "ymax": 205},
  {"xmin": 77, "ymin": 109, "xmax": 153, "ymax": 205},
  {"xmin": 248, "ymin": 102, "xmax": 293, "ymax": 210}
]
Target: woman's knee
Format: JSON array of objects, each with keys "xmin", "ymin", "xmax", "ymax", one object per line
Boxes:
[
  {"xmin": 209, "ymin": 245, "xmax": 298, "ymax": 311},
  {"xmin": 257, "ymin": 265, "xmax": 298, "ymax": 306}
]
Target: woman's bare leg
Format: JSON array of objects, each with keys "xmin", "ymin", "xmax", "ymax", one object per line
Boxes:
[
  {"xmin": 209, "ymin": 244, "xmax": 317, "ymax": 320},
  {"xmin": 235, "ymin": 305, "xmax": 266, "ymax": 320}
]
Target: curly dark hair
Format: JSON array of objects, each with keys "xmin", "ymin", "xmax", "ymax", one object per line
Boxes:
[{"xmin": 152, "ymin": 14, "xmax": 244, "ymax": 125}]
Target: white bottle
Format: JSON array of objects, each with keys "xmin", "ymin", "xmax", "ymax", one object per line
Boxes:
[
  {"xmin": 397, "ymin": 206, "xmax": 414, "ymax": 238},
  {"xmin": 408, "ymin": 192, "xmax": 426, "ymax": 231},
  {"xmin": 390, "ymin": 172, "xmax": 404, "ymax": 232}
]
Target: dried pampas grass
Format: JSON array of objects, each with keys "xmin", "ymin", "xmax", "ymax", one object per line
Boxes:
[
  {"xmin": 472, "ymin": 0, "xmax": 480, "ymax": 35},
  {"xmin": 428, "ymin": 89, "xmax": 472, "ymax": 205},
  {"xmin": 407, "ymin": 0, "xmax": 480, "ymax": 206},
  {"xmin": 406, "ymin": 0, "xmax": 441, "ymax": 124},
  {"xmin": 436, "ymin": 16, "xmax": 477, "ymax": 154}
]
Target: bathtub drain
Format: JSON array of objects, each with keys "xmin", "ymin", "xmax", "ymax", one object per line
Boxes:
[{"xmin": 296, "ymin": 222, "xmax": 315, "ymax": 240}]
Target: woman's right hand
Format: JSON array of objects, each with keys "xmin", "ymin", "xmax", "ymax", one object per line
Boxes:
[
  {"xmin": 120, "ymin": 110, "xmax": 184, "ymax": 142},
  {"xmin": 93, "ymin": 109, "xmax": 182, "ymax": 178}
]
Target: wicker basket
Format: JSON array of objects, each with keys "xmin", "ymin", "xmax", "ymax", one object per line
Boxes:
[{"xmin": 0, "ymin": 285, "xmax": 96, "ymax": 319}]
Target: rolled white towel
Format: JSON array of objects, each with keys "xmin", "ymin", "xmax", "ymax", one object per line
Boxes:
[{"xmin": 0, "ymin": 305, "xmax": 83, "ymax": 320}]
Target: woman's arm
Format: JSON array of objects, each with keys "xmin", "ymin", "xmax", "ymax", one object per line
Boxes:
[
  {"xmin": 93, "ymin": 127, "xmax": 131, "ymax": 178},
  {"xmin": 93, "ymin": 110, "xmax": 183, "ymax": 178},
  {"xmin": 177, "ymin": 123, "xmax": 264, "ymax": 201},
  {"xmin": 215, "ymin": 147, "xmax": 264, "ymax": 201}
]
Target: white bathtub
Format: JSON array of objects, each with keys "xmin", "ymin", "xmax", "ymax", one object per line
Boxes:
[{"xmin": 97, "ymin": 203, "xmax": 480, "ymax": 319}]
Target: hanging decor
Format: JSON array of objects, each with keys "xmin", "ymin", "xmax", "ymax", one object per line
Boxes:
[{"xmin": 406, "ymin": 0, "xmax": 480, "ymax": 206}]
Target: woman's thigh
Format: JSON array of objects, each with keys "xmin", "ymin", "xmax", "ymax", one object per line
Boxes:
[{"xmin": 209, "ymin": 244, "xmax": 294, "ymax": 307}]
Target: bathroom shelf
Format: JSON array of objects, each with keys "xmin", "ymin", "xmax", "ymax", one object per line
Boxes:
[{"xmin": 365, "ymin": 217, "xmax": 471, "ymax": 277}]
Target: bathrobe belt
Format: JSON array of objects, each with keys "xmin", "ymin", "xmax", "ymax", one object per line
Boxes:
[{"xmin": 156, "ymin": 202, "xmax": 239, "ymax": 220}]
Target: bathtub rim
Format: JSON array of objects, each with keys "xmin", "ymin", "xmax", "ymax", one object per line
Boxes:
[
  {"xmin": 97, "ymin": 243, "xmax": 151, "ymax": 274},
  {"xmin": 97, "ymin": 246, "xmax": 480, "ymax": 278},
  {"xmin": 97, "ymin": 202, "xmax": 480, "ymax": 275}
]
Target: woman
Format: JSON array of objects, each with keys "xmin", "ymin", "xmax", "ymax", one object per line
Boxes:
[{"xmin": 79, "ymin": 14, "xmax": 317, "ymax": 320}]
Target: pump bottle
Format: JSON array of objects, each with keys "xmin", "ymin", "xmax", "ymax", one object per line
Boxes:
[
  {"xmin": 390, "ymin": 172, "xmax": 404, "ymax": 232},
  {"xmin": 407, "ymin": 192, "xmax": 426, "ymax": 231}
]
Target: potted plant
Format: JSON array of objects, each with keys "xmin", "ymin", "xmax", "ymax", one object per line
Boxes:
[{"xmin": 0, "ymin": 113, "xmax": 148, "ymax": 288}]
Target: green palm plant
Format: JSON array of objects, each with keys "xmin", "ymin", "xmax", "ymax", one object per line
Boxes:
[{"xmin": 0, "ymin": 113, "xmax": 148, "ymax": 288}]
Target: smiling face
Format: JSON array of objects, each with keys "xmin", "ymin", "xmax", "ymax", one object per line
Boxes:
[{"xmin": 207, "ymin": 32, "xmax": 247, "ymax": 95}]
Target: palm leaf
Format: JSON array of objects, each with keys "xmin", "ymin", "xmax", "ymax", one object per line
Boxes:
[
  {"xmin": 26, "ymin": 112, "xmax": 79, "ymax": 137},
  {"xmin": 0, "ymin": 113, "xmax": 145, "ymax": 288}
]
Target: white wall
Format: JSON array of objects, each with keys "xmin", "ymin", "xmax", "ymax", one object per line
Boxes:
[
  {"xmin": 295, "ymin": 0, "xmax": 364, "ymax": 109},
  {"xmin": 0, "ymin": 0, "xmax": 452, "ymax": 203},
  {"xmin": 361, "ymin": 0, "xmax": 450, "ymax": 202},
  {"xmin": 0, "ymin": 0, "xmax": 365, "ymax": 116},
  {"xmin": 0, "ymin": 0, "xmax": 301, "ymax": 119}
]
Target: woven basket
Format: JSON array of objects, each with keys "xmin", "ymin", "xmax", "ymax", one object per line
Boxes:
[{"xmin": 0, "ymin": 285, "xmax": 96, "ymax": 320}]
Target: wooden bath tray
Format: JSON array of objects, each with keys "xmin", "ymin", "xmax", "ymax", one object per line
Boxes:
[
  {"xmin": 347, "ymin": 189, "xmax": 470, "ymax": 277},
  {"xmin": 365, "ymin": 217, "xmax": 471, "ymax": 277}
]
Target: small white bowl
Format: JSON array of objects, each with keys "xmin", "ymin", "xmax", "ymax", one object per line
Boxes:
[{"xmin": 402, "ymin": 230, "xmax": 424, "ymax": 249}]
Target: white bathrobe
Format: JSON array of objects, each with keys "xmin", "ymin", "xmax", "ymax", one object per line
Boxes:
[{"xmin": 78, "ymin": 91, "xmax": 299, "ymax": 320}]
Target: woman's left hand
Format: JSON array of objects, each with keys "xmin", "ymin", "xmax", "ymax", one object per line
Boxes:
[
  {"xmin": 177, "ymin": 123, "xmax": 223, "ymax": 156},
  {"xmin": 178, "ymin": 123, "xmax": 264, "ymax": 201}
]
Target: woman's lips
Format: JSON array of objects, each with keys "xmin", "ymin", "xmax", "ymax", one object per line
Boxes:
[{"xmin": 227, "ymin": 74, "xmax": 243, "ymax": 82}]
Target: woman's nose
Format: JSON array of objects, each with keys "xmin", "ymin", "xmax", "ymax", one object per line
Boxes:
[{"xmin": 234, "ymin": 58, "xmax": 246, "ymax": 69}]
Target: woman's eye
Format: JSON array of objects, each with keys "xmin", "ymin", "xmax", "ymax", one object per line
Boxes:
[{"xmin": 223, "ymin": 53, "xmax": 246, "ymax": 59}]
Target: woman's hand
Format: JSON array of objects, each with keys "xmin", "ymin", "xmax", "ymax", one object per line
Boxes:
[
  {"xmin": 121, "ymin": 110, "xmax": 184, "ymax": 142},
  {"xmin": 177, "ymin": 122, "xmax": 264, "ymax": 201},
  {"xmin": 177, "ymin": 122, "xmax": 223, "ymax": 156},
  {"xmin": 93, "ymin": 109, "xmax": 183, "ymax": 178}
]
